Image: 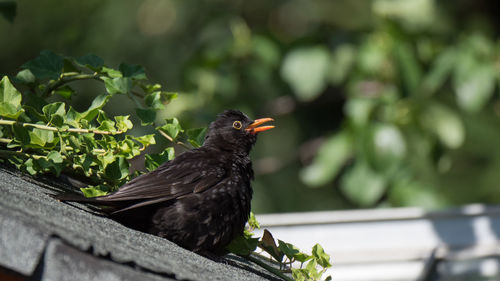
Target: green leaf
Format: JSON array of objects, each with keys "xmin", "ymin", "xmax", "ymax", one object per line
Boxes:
[
  {"xmin": 136, "ymin": 108, "xmax": 157, "ymax": 125},
  {"xmin": 157, "ymin": 117, "xmax": 182, "ymax": 140},
  {"xmin": 186, "ymin": 127, "xmax": 207, "ymax": 148},
  {"xmin": 11, "ymin": 125, "xmax": 30, "ymax": 146},
  {"xmin": 104, "ymin": 156, "xmax": 129, "ymax": 181},
  {"xmin": 101, "ymin": 66, "xmax": 123, "ymax": 78},
  {"xmin": 281, "ymin": 46, "xmax": 330, "ymax": 101},
  {"xmin": 24, "ymin": 158, "xmax": 37, "ymax": 175},
  {"xmin": 66, "ymin": 107, "xmax": 83, "ymax": 128},
  {"xmin": 114, "ymin": 115, "xmax": 133, "ymax": 132},
  {"xmin": 133, "ymin": 134, "xmax": 156, "ymax": 147},
  {"xmin": 300, "ymin": 132, "xmax": 352, "ymax": 187},
  {"xmin": 29, "ymin": 128, "xmax": 54, "ymax": 147},
  {"xmin": 119, "ymin": 63, "xmax": 147, "ymax": 80},
  {"xmin": 76, "ymin": 53, "xmax": 104, "ymax": 70},
  {"xmin": 81, "ymin": 184, "xmax": 112, "ymax": 198},
  {"xmin": 144, "ymin": 91, "xmax": 177, "ymax": 110},
  {"xmin": 226, "ymin": 231, "xmax": 259, "ymax": 256},
  {"xmin": 14, "ymin": 69, "xmax": 36, "ymax": 85},
  {"xmin": 278, "ymin": 240, "xmax": 300, "ymax": 260},
  {"xmin": 81, "ymin": 94, "xmax": 111, "ymax": 121},
  {"xmin": 36, "ymin": 151, "xmax": 64, "ymax": 176},
  {"xmin": 340, "ymin": 161, "xmax": 387, "ymax": 207},
  {"xmin": 247, "ymin": 212, "xmax": 260, "ymax": 230},
  {"xmin": 53, "ymin": 85, "xmax": 74, "ymax": 99},
  {"xmin": 22, "ymin": 50, "xmax": 63, "ymax": 80},
  {"xmin": 144, "ymin": 147, "xmax": 174, "ymax": 171},
  {"xmin": 101, "ymin": 77, "xmax": 132, "ymax": 94},
  {"xmin": 42, "ymin": 102, "xmax": 66, "ymax": 119},
  {"xmin": 0, "ymin": 76, "xmax": 24, "ymax": 119},
  {"xmin": 311, "ymin": 243, "xmax": 332, "ymax": 268}
]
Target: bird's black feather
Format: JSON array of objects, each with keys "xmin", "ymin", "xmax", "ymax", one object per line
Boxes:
[{"xmin": 57, "ymin": 109, "xmax": 271, "ymax": 254}]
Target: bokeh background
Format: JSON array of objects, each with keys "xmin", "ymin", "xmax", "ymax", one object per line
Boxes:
[{"xmin": 2, "ymin": 0, "xmax": 500, "ymax": 214}]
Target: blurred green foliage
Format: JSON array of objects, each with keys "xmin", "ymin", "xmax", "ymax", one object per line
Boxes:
[{"xmin": 2, "ymin": 0, "xmax": 500, "ymax": 213}]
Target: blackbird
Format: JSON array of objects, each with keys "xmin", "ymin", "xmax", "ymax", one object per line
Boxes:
[{"xmin": 59, "ymin": 110, "xmax": 274, "ymax": 254}]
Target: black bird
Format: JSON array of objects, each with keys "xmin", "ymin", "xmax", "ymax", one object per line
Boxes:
[{"xmin": 59, "ymin": 110, "xmax": 274, "ymax": 254}]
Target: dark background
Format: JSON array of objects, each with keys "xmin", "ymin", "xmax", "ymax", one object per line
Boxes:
[{"xmin": 2, "ymin": 0, "xmax": 500, "ymax": 213}]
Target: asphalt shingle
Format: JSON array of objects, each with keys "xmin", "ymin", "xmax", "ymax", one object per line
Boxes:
[{"xmin": 0, "ymin": 165, "xmax": 278, "ymax": 281}]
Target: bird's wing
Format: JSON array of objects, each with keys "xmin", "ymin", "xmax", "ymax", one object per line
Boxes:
[{"xmin": 94, "ymin": 150, "xmax": 227, "ymax": 206}]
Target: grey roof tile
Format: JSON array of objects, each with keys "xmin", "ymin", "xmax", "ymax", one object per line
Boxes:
[{"xmin": 0, "ymin": 166, "xmax": 278, "ymax": 281}]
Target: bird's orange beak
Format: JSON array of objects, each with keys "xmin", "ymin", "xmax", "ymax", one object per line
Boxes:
[{"xmin": 245, "ymin": 118, "xmax": 275, "ymax": 134}]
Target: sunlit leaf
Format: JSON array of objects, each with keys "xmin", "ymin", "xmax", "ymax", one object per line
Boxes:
[{"xmin": 0, "ymin": 76, "xmax": 24, "ymax": 119}]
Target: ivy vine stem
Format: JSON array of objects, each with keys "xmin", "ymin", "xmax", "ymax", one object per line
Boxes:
[
  {"xmin": 0, "ymin": 119, "xmax": 123, "ymax": 135},
  {"xmin": 245, "ymin": 254, "xmax": 294, "ymax": 281},
  {"xmin": 44, "ymin": 73, "xmax": 100, "ymax": 97}
]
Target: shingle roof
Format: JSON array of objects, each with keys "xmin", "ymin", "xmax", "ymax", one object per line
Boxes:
[{"xmin": 0, "ymin": 165, "xmax": 279, "ymax": 281}]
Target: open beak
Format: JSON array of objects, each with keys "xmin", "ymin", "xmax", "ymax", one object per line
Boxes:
[{"xmin": 245, "ymin": 118, "xmax": 275, "ymax": 134}]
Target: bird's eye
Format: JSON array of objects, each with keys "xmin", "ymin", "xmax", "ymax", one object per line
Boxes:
[{"xmin": 232, "ymin": 121, "xmax": 242, "ymax": 130}]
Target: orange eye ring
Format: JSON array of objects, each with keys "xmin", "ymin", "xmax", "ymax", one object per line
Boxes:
[{"xmin": 232, "ymin": 121, "xmax": 242, "ymax": 130}]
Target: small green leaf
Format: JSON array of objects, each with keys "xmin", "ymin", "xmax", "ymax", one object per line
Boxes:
[
  {"xmin": 101, "ymin": 77, "xmax": 132, "ymax": 94},
  {"xmin": 101, "ymin": 66, "xmax": 123, "ymax": 78},
  {"xmin": 22, "ymin": 50, "xmax": 64, "ymax": 80},
  {"xmin": 119, "ymin": 63, "xmax": 147, "ymax": 80},
  {"xmin": 14, "ymin": 69, "xmax": 36, "ymax": 85},
  {"xmin": 76, "ymin": 54, "xmax": 104, "ymax": 70},
  {"xmin": 114, "ymin": 115, "xmax": 133, "ymax": 132},
  {"xmin": 136, "ymin": 108, "xmax": 157, "ymax": 126},
  {"xmin": 36, "ymin": 151, "xmax": 64, "ymax": 176},
  {"xmin": 186, "ymin": 127, "xmax": 207, "ymax": 148},
  {"xmin": 0, "ymin": 76, "xmax": 24, "ymax": 119},
  {"xmin": 81, "ymin": 184, "xmax": 112, "ymax": 198},
  {"xmin": 42, "ymin": 102, "xmax": 66, "ymax": 119},
  {"xmin": 311, "ymin": 243, "xmax": 332, "ymax": 268},
  {"xmin": 226, "ymin": 231, "xmax": 259, "ymax": 256},
  {"xmin": 157, "ymin": 118, "xmax": 182, "ymax": 140},
  {"xmin": 278, "ymin": 240, "xmax": 300, "ymax": 260},
  {"xmin": 12, "ymin": 125, "xmax": 30, "ymax": 145},
  {"xmin": 81, "ymin": 94, "xmax": 111, "ymax": 121},
  {"xmin": 97, "ymin": 120, "xmax": 116, "ymax": 133},
  {"xmin": 29, "ymin": 128, "xmax": 54, "ymax": 147},
  {"xmin": 247, "ymin": 212, "xmax": 260, "ymax": 230},
  {"xmin": 24, "ymin": 158, "xmax": 37, "ymax": 175},
  {"xmin": 144, "ymin": 147, "xmax": 174, "ymax": 171},
  {"xmin": 133, "ymin": 134, "xmax": 156, "ymax": 147},
  {"xmin": 104, "ymin": 156, "xmax": 129, "ymax": 181}
]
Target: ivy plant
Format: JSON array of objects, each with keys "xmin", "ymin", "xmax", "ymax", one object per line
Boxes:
[{"xmin": 0, "ymin": 50, "xmax": 331, "ymax": 281}]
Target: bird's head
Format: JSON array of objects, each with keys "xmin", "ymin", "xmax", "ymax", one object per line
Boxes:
[{"xmin": 203, "ymin": 110, "xmax": 274, "ymax": 154}]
